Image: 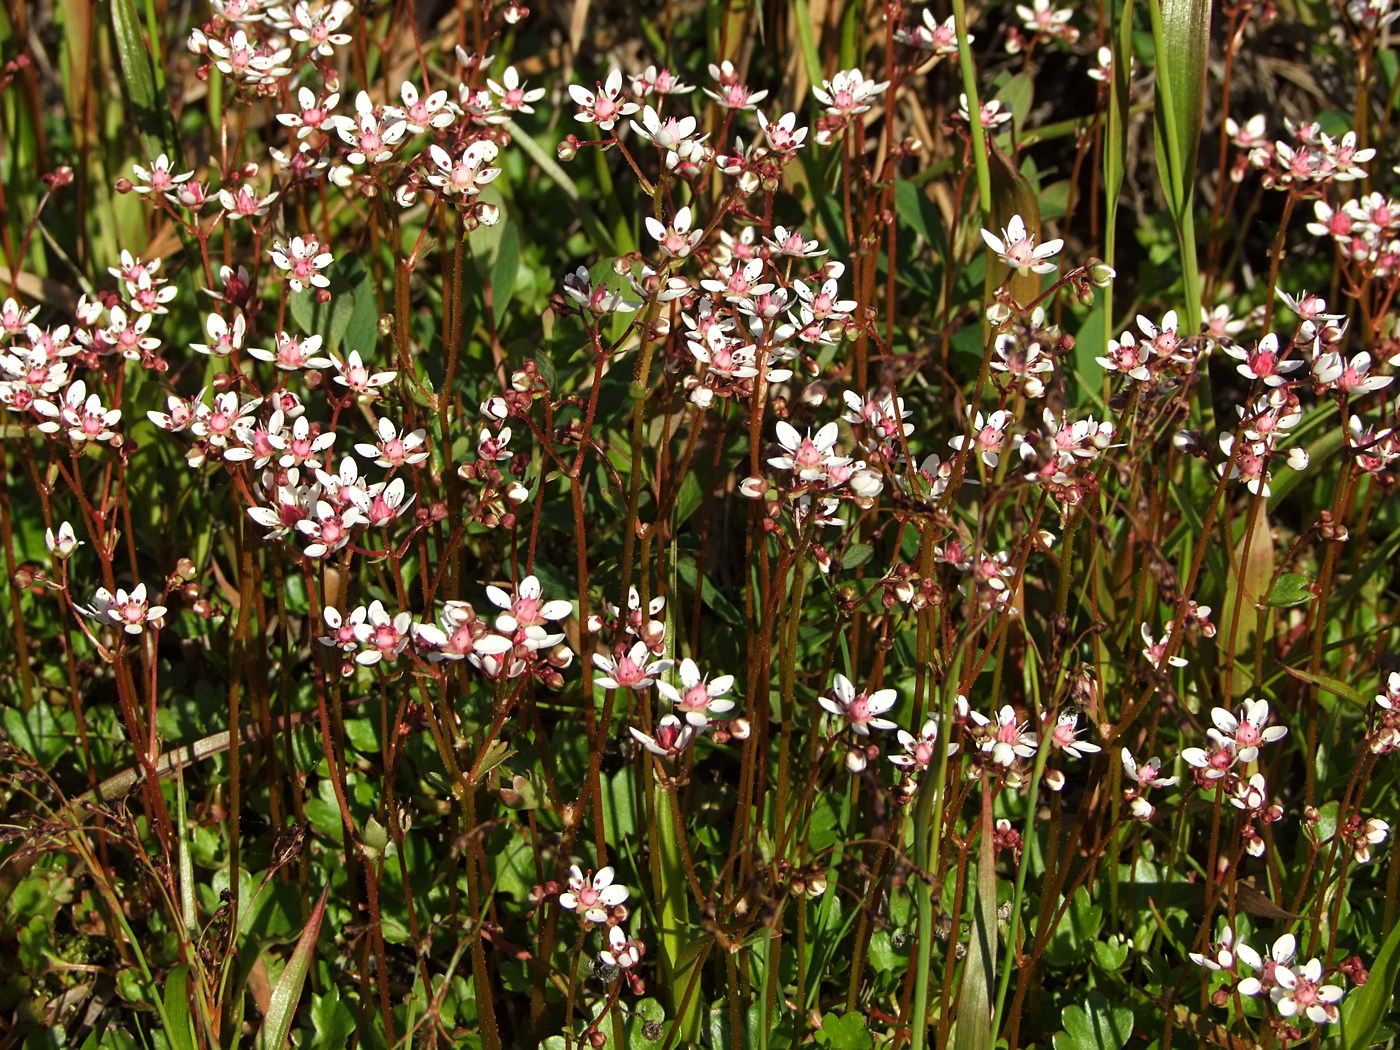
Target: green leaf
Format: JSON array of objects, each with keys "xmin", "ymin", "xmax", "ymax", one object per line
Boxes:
[
  {"xmin": 813, "ymin": 1011, "xmax": 873, "ymax": 1050},
  {"xmin": 490, "ymin": 221, "xmax": 520, "ymax": 327},
  {"xmin": 1281, "ymin": 666, "xmax": 1367, "ymax": 709},
  {"xmin": 306, "ymin": 986, "xmax": 356, "ymax": 1050},
  {"xmin": 1053, "ymin": 991, "xmax": 1133, "ymax": 1050},
  {"xmin": 841, "ymin": 544, "xmax": 873, "ymax": 571},
  {"xmin": 287, "ymin": 288, "xmax": 317, "ymax": 337},
  {"xmin": 996, "ymin": 72, "xmax": 1035, "ymax": 138},
  {"xmin": 109, "ymin": 0, "xmax": 166, "ymax": 158},
  {"xmin": 1267, "ymin": 572, "xmax": 1313, "ymax": 608},
  {"xmin": 1341, "ymin": 916, "xmax": 1400, "ymax": 1049},
  {"xmin": 326, "ymin": 253, "xmax": 377, "ymax": 354},
  {"xmin": 161, "ymin": 965, "xmax": 197, "ymax": 1050},
  {"xmin": 954, "ymin": 806, "xmax": 997, "ymax": 1050},
  {"xmin": 674, "ymin": 470, "xmax": 705, "ymax": 528},
  {"xmin": 675, "ymin": 556, "xmax": 742, "ymax": 625},
  {"xmin": 255, "ymin": 885, "xmax": 328, "ymax": 1049},
  {"xmin": 343, "ymin": 717, "xmax": 380, "ymax": 755}
]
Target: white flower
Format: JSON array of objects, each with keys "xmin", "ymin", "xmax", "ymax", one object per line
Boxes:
[
  {"xmin": 629, "ymin": 714, "xmax": 696, "ymax": 757},
  {"xmin": 1209, "ymin": 698, "xmax": 1287, "ymax": 763},
  {"xmin": 1120, "ymin": 748, "xmax": 1178, "ymax": 789},
  {"xmin": 45, "ymin": 521, "xmax": 81, "ymax": 559},
  {"xmin": 82, "ymin": 583, "xmax": 167, "ymax": 635},
  {"xmin": 568, "ymin": 68, "xmax": 638, "ymax": 131},
  {"xmin": 269, "ymin": 236, "xmax": 333, "ymax": 293},
  {"xmin": 980, "ymin": 214, "xmax": 1064, "ymax": 276},
  {"xmin": 629, "ymin": 105, "xmax": 699, "ymax": 150},
  {"xmin": 487, "ymin": 66, "xmax": 546, "ymax": 113},
  {"xmin": 656, "ymin": 658, "xmax": 735, "ymax": 728},
  {"xmin": 769, "ymin": 421, "xmax": 849, "ymax": 482},
  {"xmin": 969, "ymin": 704, "xmax": 1038, "ymax": 766},
  {"xmin": 819, "ymin": 673, "xmax": 898, "ymax": 736},
  {"xmin": 485, "ymin": 575, "xmax": 572, "ymax": 634},
  {"xmin": 558, "ymin": 865, "xmax": 628, "ymax": 923},
  {"xmin": 425, "ymin": 141, "xmax": 501, "ymax": 198},
  {"xmin": 645, "ymin": 206, "xmax": 704, "ymax": 259},
  {"xmin": 1048, "ymin": 710, "xmax": 1101, "ymax": 759},
  {"xmin": 599, "ymin": 924, "xmax": 644, "ymax": 969},
  {"xmin": 593, "ymin": 641, "xmax": 673, "ymax": 691}
]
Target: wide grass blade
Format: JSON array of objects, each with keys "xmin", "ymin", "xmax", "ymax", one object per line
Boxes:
[
  {"xmin": 1148, "ymin": 0, "xmax": 1209, "ymax": 327},
  {"xmin": 255, "ymin": 885, "xmax": 330, "ymax": 1050}
]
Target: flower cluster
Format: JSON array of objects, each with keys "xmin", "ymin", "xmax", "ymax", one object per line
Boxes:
[{"xmin": 1191, "ymin": 931, "xmax": 1348, "ymax": 1026}]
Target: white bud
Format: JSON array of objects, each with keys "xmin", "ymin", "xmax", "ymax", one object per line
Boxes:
[
  {"xmin": 45, "ymin": 521, "xmax": 81, "ymax": 559},
  {"xmin": 738, "ymin": 475, "xmax": 767, "ymax": 499},
  {"xmin": 849, "ymin": 468, "xmax": 884, "ymax": 499}
]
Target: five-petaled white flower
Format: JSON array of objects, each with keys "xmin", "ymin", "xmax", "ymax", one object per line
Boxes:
[
  {"xmin": 83, "ymin": 583, "xmax": 167, "ymax": 635},
  {"xmin": 1209, "ymin": 698, "xmax": 1287, "ymax": 763},
  {"xmin": 486, "ymin": 575, "xmax": 573, "ymax": 634},
  {"xmin": 269, "ymin": 236, "xmax": 334, "ymax": 293},
  {"xmin": 980, "ymin": 214, "xmax": 1064, "ymax": 276},
  {"xmin": 969, "ymin": 704, "xmax": 1038, "ymax": 766},
  {"xmin": 558, "ymin": 865, "xmax": 629, "ymax": 923},
  {"xmin": 593, "ymin": 641, "xmax": 673, "ymax": 691},
  {"xmin": 646, "ymin": 206, "xmax": 704, "ymax": 258},
  {"xmin": 820, "ymin": 673, "xmax": 898, "ymax": 735},
  {"xmin": 425, "ymin": 141, "xmax": 501, "ymax": 198},
  {"xmin": 656, "ymin": 658, "xmax": 736, "ymax": 727},
  {"xmin": 769, "ymin": 421, "xmax": 850, "ymax": 482},
  {"xmin": 568, "ymin": 69, "xmax": 638, "ymax": 131}
]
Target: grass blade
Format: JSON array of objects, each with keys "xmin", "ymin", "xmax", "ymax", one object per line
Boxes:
[
  {"xmin": 162, "ymin": 964, "xmax": 197, "ymax": 1050},
  {"xmin": 1340, "ymin": 916, "xmax": 1400, "ymax": 1050},
  {"xmin": 255, "ymin": 885, "xmax": 329, "ymax": 1050}
]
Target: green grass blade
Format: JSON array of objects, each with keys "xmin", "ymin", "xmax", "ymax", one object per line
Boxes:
[
  {"xmin": 109, "ymin": 0, "xmax": 168, "ymax": 160},
  {"xmin": 1148, "ymin": 0, "xmax": 1208, "ymax": 325},
  {"xmin": 791, "ymin": 0, "xmax": 823, "ymax": 94},
  {"xmin": 954, "ymin": 780, "xmax": 996, "ymax": 1050},
  {"xmin": 255, "ymin": 885, "xmax": 329, "ymax": 1050},
  {"xmin": 161, "ymin": 965, "xmax": 197, "ymax": 1050}
]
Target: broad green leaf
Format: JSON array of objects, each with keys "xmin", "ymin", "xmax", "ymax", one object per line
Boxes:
[
  {"xmin": 996, "ymin": 72, "xmax": 1035, "ymax": 138},
  {"xmin": 306, "ymin": 986, "xmax": 356, "ymax": 1050},
  {"xmin": 841, "ymin": 544, "xmax": 873, "ymax": 570},
  {"xmin": 1053, "ymin": 991, "xmax": 1133, "ymax": 1050},
  {"xmin": 814, "ymin": 1011, "xmax": 874, "ymax": 1050}
]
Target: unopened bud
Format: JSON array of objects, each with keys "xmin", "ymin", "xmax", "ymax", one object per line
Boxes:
[
  {"xmin": 1090, "ymin": 262, "xmax": 1116, "ymax": 287},
  {"xmin": 738, "ymin": 475, "xmax": 767, "ymax": 499},
  {"xmin": 557, "ymin": 136, "xmax": 579, "ymax": 161}
]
